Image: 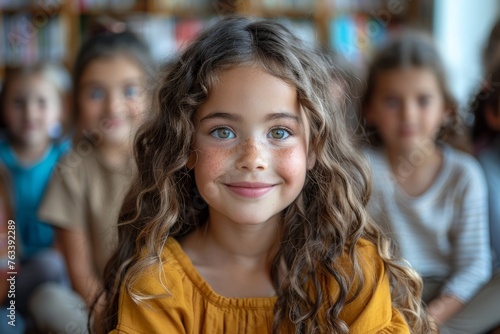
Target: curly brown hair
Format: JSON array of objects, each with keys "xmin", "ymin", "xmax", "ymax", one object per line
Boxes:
[{"xmin": 98, "ymin": 16, "xmax": 432, "ymax": 333}]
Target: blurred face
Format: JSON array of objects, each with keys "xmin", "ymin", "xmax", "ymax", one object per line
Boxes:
[
  {"xmin": 190, "ymin": 66, "xmax": 315, "ymax": 226},
  {"xmin": 78, "ymin": 56, "xmax": 147, "ymax": 147},
  {"xmin": 366, "ymin": 67, "xmax": 449, "ymax": 153},
  {"xmin": 3, "ymin": 73, "xmax": 62, "ymax": 149}
]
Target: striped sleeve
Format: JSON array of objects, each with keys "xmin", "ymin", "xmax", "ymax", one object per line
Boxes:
[{"xmin": 443, "ymin": 157, "xmax": 492, "ymax": 302}]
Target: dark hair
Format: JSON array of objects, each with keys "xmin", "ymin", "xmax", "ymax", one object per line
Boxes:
[
  {"xmin": 72, "ymin": 30, "xmax": 155, "ymax": 129},
  {"xmin": 484, "ymin": 17, "xmax": 500, "ymax": 74},
  {"xmin": 471, "ymin": 64, "xmax": 500, "ymax": 148},
  {"xmin": 98, "ymin": 16, "xmax": 431, "ymax": 334},
  {"xmin": 361, "ymin": 31, "xmax": 468, "ymax": 151}
]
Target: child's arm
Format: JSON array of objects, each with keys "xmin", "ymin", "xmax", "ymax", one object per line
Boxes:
[
  {"xmin": 57, "ymin": 228, "xmax": 101, "ymax": 306},
  {"xmin": 433, "ymin": 160, "xmax": 491, "ymax": 320},
  {"xmin": 426, "ymin": 294, "xmax": 464, "ymax": 324},
  {"xmin": 38, "ymin": 153, "xmax": 98, "ymax": 304}
]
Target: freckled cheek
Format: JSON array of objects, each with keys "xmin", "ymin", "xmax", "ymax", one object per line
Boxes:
[
  {"xmin": 273, "ymin": 147, "xmax": 308, "ymax": 181},
  {"xmin": 195, "ymin": 145, "xmax": 233, "ymax": 180}
]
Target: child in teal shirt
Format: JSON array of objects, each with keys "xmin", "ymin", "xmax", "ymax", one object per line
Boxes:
[{"xmin": 0, "ymin": 64, "xmax": 71, "ymax": 319}]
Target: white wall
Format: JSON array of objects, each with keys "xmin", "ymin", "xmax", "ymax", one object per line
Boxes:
[{"xmin": 433, "ymin": 0, "xmax": 499, "ymax": 108}]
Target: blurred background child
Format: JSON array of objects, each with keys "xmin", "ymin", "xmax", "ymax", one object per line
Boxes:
[
  {"xmin": 34, "ymin": 28, "xmax": 154, "ymax": 333},
  {"xmin": 361, "ymin": 31, "xmax": 500, "ymax": 334},
  {"xmin": 0, "ymin": 64, "xmax": 71, "ymax": 324}
]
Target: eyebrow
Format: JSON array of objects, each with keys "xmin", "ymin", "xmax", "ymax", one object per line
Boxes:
[
  {"xmin": 199, "ymin": 112, "xmax": 242, "ymax": 122},
  {"xmin": 265, "ymin": 112, "xmax": 301, "ymax": 124},
  {"xmin": 199, "ymin": 111, "xmax": 301, "ymax": 124}
]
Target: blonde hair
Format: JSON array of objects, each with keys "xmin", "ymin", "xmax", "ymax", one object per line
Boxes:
[{"xmin": 99, "ymin": 16, "xmax": 433, "ymax": 333}]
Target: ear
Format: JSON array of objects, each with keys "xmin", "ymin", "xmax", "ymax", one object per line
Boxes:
[
  {"xmin": 485, "ymin": 106, "xmax": 500, "ymax": 131},
  {"xmin": 307, "ymin": 150, "xmax": 316, "ymax": 170}
]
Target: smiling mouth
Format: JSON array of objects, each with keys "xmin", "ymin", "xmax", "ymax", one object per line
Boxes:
[
  {"xmin": 105, "ymin": 118, "xmax": 126, "ymax": 127},
  {"xmin": 224, "ymin": 182, "xmax": 275, "ymax": 198}
]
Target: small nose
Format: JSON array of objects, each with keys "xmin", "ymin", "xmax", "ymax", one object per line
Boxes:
[
  {"xmin": 400, "ymin": 100, "xmax": 417, "ymax": 122},
  {"xmin": 24, "ymin": 101, "xmax": 38, "ymax": 122},
  {"xmin": 106, "ymin": 92, "xmax": 125, "ymax": 116},
  {"xmin": 235, "ymin": 138, "xmax": 268, "ymax": 171}
]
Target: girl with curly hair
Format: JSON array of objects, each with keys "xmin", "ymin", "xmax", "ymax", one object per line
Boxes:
[{"xmin": 101, "ymin": 17, "xmax": 432, "ymax": 334}]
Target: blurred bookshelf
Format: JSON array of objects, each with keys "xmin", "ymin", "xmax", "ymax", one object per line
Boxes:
[{"xmin": 0, "ymin": 0, "xmax": 433, "ymax": 82}]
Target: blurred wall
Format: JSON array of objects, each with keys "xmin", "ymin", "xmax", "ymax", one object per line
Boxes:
[{"xmin": 434, "ymin": 0, "xmax": 499, "ymax": 109}]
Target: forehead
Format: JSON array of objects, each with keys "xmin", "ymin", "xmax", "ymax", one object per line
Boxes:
[
  {"xmin": 6, "ymin": 73, "xmax": 59, "ymax": 98},
  {"xmin": 79, "ymin": 56, "xmax": 145, "ymax": 86},
  {"xmin": 374, "ymin": 67, "xmax": 441, "ymax": 93},
  {"xmin": 200, "ymin": 66, "xmax": 298, "ymax": 112}
]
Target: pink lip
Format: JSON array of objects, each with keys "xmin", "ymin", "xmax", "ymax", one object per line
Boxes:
[
  {"xmin": 398, "ymin": 128, "xmax": 417, "ymax": 137},
  {"xmin": 225, "ymin": 182, "xmax": 275, "ymax": 198},
  {"xmin": 104, "ymin": 118, "xmax": 125, "ymax": 128}
]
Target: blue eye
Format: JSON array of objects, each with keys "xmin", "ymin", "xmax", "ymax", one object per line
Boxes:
[
  {"xmin": 268, "ymin": 128, "xmax": 290, "ymax": 139},
  {"xmin": 124, "ymin": 86, "xmax": 139, "ymax": 98},
  {"xmin": 89, "ymin": 88, "xmax": 105, "ymax": 100},
  {"xmin": 211, "ymin": 127, "xmax": 235, "ymax": 139}
]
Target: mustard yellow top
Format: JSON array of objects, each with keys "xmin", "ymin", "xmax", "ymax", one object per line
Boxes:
[{"xmin": 110, "ymin": 238, "xmax": 410, "ymax": 334}]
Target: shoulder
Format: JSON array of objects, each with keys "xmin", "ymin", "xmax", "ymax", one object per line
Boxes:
[
  {"xmin": 52, "ymin": 145, "xmax": 101, "ymax": 182},
  {"xmin": 362, "ymin": 147, "xmax": 384, "ymax": 165},
  {"xmin": 114, "ymin": 238, "xmax": 194, "ymax": 334},
  {"xmin": 33, "ymin": 139, "xmax": 72, "ymax": 170},
  {"xmin": 52, "ymin": 138, "xmax": 72, "ymax": 156},
  {"xmin": 443, "ymin": 146, "xmax": 486, "ymax": 187},
  {"xmin": 39, "ymin": 148, "xmax": 96, "ymax": 219},
  {"xmin": 354, "ymin": 238, "xmax": 385, "ymax": 279},
  {"xmin": 338, "ymin": 239, "xmax": 410, "ymax": 333},
  {"xmin": 445, "ymin": 146, "xmax": 483, "ymax": 177},
  {"xmin": 362, "ymin": 147, "xmax": 392, "ymax": 183},
  {"xmin": 133, "ymin": 238, "xmax": 190, "ymax": 297},
  {"xmin": 335, "ymin": 239, "xmax": 386, "ymax": 301}
]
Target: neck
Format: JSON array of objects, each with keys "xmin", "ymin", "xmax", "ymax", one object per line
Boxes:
[
  {"xmin": 385, "ymin": 142, "xmax": 441, "ymax": 183},
  {"xmin": 96, "ymin": 141, "xmax": 131, "ymax": 169},
  {"xmin": 11, "ymin": 138, "xmax": 50, "ymax": 164},
  {"xmin": 188, "ymin": 211, "xmax": 281, "ymax": 269}
]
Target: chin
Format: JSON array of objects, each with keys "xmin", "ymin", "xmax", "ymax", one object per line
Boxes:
[
  {"xmin": 22, "ymin": 135, "xmax": 47, "ymax": 147},
  {"xmin": 103, "ymin": 131, "xmax": 132, "ymax": 146},
  {"xmin": 227, "ymin": 212, "xmax": 281, "ymax": 226}
]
